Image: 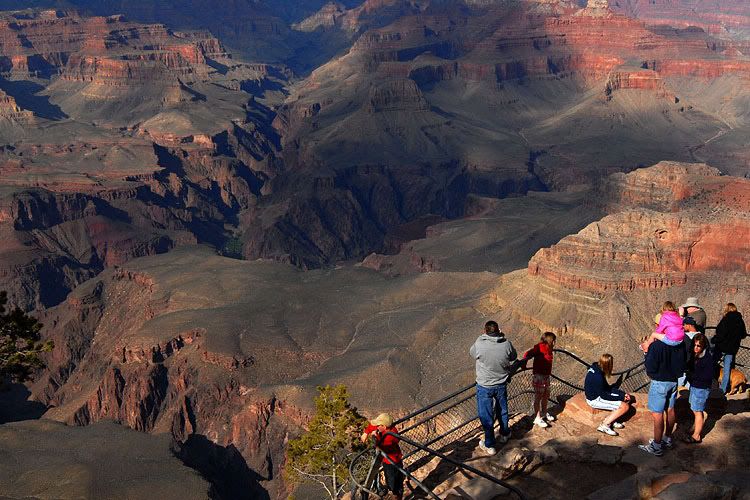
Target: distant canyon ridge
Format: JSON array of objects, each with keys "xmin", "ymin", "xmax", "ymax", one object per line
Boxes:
[{"xmin": 0, "ymin": 1, "xmax": 749, "ymax": 498}]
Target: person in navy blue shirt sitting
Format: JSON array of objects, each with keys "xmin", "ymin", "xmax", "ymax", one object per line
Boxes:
[{"xmin": 584, "ymin": 353, "xmax": 634, "ymax": 436}]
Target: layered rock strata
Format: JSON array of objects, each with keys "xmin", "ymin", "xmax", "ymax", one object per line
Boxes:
[
  {"xmin": 529, "ymin": 162, "xmax": 750, "ymax": 293},
  {"xmin": 32, "ymin": 245, "xmax": 503, "ymax": 497}
]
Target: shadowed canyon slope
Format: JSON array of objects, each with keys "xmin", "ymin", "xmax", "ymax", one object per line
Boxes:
[
  {"xmin": 0, "ymin": 2, "xmax": 749, "ymax": 278},
  {"xmin": 0, "ymin": 9, "xmax": 285, "ymax": 309},
  {"xmin": 0, "ymin": 1, "xmax": 750, "ymax": 498},
  {"xmin": 0, "ymin": 420, "xmax": 212, "ymax": 499},
  {"xmin": 24, "ymin": 162, "xmax": 750, "ymax": 498}
]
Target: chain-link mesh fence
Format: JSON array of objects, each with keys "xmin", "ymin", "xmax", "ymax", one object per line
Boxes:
[{"xmin": 732, "ymin": 339, "xmax": 750, "ymax": 377}]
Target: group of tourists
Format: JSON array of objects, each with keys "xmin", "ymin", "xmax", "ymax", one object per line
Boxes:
[
  {"xmin": 465, "ymin": 297, "xmax": 746, "ymax": 458},
  {"xmin": 584, "ymin": 297, "xmax": 747, "ymax": 456},
  {"xmin": 631, "ymin": 298, "xmax": 747, "ymax": 455},
  {"xmin": 361, "ymin": 298, "xmax": 746, "ymax": 498}
]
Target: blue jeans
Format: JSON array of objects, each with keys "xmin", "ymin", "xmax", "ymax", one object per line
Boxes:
[
  {"xmin": 476, "ymin": 383, "xmax": 509, "ymax": 448},
  {"xmin": 720, "ymin": 353, "xmax": 735, "ymax": 393}
]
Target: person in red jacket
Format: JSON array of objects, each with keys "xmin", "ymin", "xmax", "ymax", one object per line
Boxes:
[
  {"xmin": 522, "ymin": 332, "xmax": 556, "ymax": 428},
  {"xmin": 361, "ymin": 413, "xmax": 403, "ymax": 500}
]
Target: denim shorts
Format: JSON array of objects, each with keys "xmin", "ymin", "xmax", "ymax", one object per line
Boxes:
[
  {"xmin": 647, "ymin": 380, "xmax": 678, "ymax": 413},
  {"xmin": 689, "ymin": 387, "xmax": 710, "ymax": 412}
]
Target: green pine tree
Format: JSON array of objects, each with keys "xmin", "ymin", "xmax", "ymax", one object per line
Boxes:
[
  {"xmin": 285, "ymin": 384, "xmax": 367, "ymax": 499},
  {"xmin": 0, "ymin": 291, "xmax": 53, "ymax": 383}
]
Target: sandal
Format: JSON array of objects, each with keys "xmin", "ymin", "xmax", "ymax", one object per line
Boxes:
[{"xmin": 683, "ymin": 435, "xmax": 702, "ymax": 444}]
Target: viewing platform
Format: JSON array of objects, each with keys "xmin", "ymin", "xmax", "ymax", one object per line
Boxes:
[{"xmin": 349, "ymin": 334, "xmax": 750, "ymax": 499}]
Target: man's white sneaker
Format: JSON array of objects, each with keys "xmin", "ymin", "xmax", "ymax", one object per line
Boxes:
[
  {"xmin": 612, "ymin": 422, "xmax": 625, "ymax": 429},
  {"xmin": 533, "ymin": 416, "xmax": 549, "ymax": 428},
  {"xmin": 478, "ymin": 440, "xmax": 497, "ymax": 455},
  {"xmin": 597, "ymin": 424, "xmax": 618, "ymax": 436},
  {"xmin": 544, "ymin": 413, "xmax": 556, "ymax": 422}
]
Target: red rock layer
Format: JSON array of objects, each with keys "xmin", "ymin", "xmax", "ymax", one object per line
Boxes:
[
  {"xmin": 0, "ymin": 10, "xmax": 226, "ymax": 82},
  {"xmin": 528, "ymin": 162, "xmax": 750, "ymax": 293}
]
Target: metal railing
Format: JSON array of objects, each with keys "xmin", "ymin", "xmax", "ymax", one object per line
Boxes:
[
  {"xmin": 349, "ymin": 328, "xmax": 749, "ymax": 499},
  {"xmin": 349, "ymin": 347, "xmax": 646, "ymax": 499}
]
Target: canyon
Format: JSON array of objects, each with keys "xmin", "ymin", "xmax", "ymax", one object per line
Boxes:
[{"xmin": 0, "ymin": 1, "xmax": 748, "ymax": 498}]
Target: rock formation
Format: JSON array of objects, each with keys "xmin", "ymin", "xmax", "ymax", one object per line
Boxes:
[
  {"xmin": 611, "ymin": 0, "xmax": 750, "ymax": 37},
  {"xmin": 0, "ymin": 419, "xmax": 212, "ymax": 499},
  {"xmin": 0, "ymin": 3, "xmax": 749, "ymax": 497},
  {"xmin": 0, "ymin": 89, "xmax": 33, "ymax": 121},
  {"xmin": 529, "ymin": 162, "xmax": 750, "ymax": 294},
  {"xmin": 29, "ymin": 245, "xmax": 503, "ymax": 497},
  {"xmin": 0, "ymin": 9, "xmax": 287, "ymax": 308},
  {"xmin": 270, "ymin": 0, "xmax": 750, "ymax": 234}
]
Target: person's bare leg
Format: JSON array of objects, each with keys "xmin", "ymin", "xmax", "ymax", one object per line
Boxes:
[
  {"xmin": 692, "ymin": 411, "xmax": 705, "ymax": 441},
  {"xmin": 652, "ymin": 412, "xmax": 664, "ymax": 443},
  {"xmin": 603, "ymin": 402, "xmax": 628, "ymax": 426},
  {"xmin": 665, "ymin": 408, "xmax": 676, "ymax": 438},
  {"xmin": 534, "ymin": 394, "xmax": 541, "ymax": 419},
  {"xmin": 541, "ymin": 393, "xmax": 549, "ymax": 417}
]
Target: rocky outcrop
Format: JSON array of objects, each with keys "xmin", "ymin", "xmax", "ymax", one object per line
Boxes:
[
  {"xmin": 0, "ymin": 419, "xmax": 212, "ymax": 499},
  {"xmin": 34, "ymin": 266, "xmax": 299, "ymax": 498},
  {"xmin": 0, "ymin": 90, "xmax": 34, "ymax": 122},
  {"xmin": 28, "ymin": 246, "xmax": 503, "ymax": 498},
  {"xmin": 529, "ymin": 209, "xmax": 750, "ymax": 292},
  {"xmin": 366, "ymin": 79, "xmax": 430, "ymax": 112},
  {"xmin": 0, "ymin": 10, "xmax": 223, "ymax": 81},
  {"xmin": 529, "ymin": 162, "xmax": 750, "ymax": 293},
  {"xmin": 604, "ymin": 68, "xmax": 671, "ymax": 99},
  {"xmin": 293, "ymin": 2, "xmax": 347, "ymax": 32}
]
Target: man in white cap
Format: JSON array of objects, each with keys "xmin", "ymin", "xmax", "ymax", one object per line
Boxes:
[
  {"xmin": 681, "ymin": 297, "xmax": 706, "ymax": 333},
  {"xmin": 362, "ymin": 413, "xmax": 403, "ymax": 500}
]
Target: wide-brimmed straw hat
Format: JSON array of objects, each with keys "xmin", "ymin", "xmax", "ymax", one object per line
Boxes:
[
  {"xmin": 371, "ymin": 413, "xmax": 394, "ymax": 427},
  {"xmin": 681, "ymin": 297, "xmax": 702, "ymax": 309}
]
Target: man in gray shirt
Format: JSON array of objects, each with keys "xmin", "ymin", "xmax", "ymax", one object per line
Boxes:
[{"xmin": 469, "ymin": 320, "xmax": 517, "ymax": 455}]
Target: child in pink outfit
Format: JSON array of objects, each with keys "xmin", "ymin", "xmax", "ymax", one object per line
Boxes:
[{"xmin": 641, "ymin": 301, "xmax": 685, "ymax": 352}]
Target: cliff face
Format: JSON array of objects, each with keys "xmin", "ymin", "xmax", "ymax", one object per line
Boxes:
[
  {"xmin": 0, "ymin": 121, "xmax": 278, "ymax": 310},
  {"xmin": 0, "ymin": 10, "xmax": 223, "ymax": 80},
  {"xmin": 529, "ymin": 162, "xmax": 750, "ymax": 294},
  {"xmin": 0, "ymin": 7, "xmax": 288, "ymax": 309},
  {"xmin": 30, "ymin": 246, "xmax": 503, "ymax": 497},
  {"xmin": 611, "ymin": 0, "xmax": 750, "ymax": 35},
  {"xmin": 0, "ymin": 89, "xmax": 33, "ymax": 121},
  {"xmin": 34, "ymin": 264, "xmax": 299, "ymax": 498}
]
